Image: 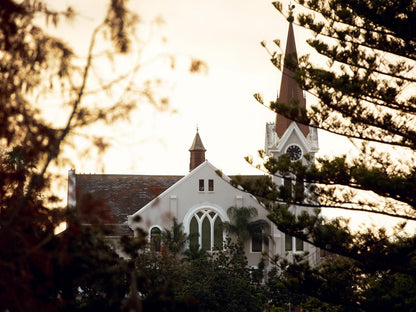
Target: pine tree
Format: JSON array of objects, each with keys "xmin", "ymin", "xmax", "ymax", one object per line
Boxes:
[{"xmin": 246, "ymin": 0, "xmax": 416, "ymax": 309}]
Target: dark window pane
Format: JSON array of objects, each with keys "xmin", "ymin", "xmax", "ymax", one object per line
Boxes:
[
  {"xmin": 213, "ymin": 217, "xmax": 223, "ymax": 249},
  {"xmin": 190, "ymin": 217, "xmax": 199, "ymax": 249},
  {"xmin": 150, "ymin": 227, "xmax": 161, "ymax": 252},
  {"xmin": 294, "ymin": 179, "xmax": 305, "ymax": 203},
  {"xmin": 296, "ymin": 237, "xmax": 304, "ymax": 251},
  {"xmin": 199, "ymin": 179, "xmax": 204, "ymax": 191},
  {"xmin": 252, "ymin": 235, "xmax": 262, "ymax": 252},
  {"xmin": 208, "ymin": 179, "xmax": 214, "ymax": 191},
  {"xmin": 201, "ymin": 217, "xmax": 211, "ymax": 250},
  {"xmin": 285, "ymin": 234, "xmax": 292, "ymax": 251},
  {"xmin": 282, "ymin": 177, "xmax": 292, "ymax": 200}
]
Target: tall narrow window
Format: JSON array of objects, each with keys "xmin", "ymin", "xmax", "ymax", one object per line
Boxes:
[
  {"xmin": 208, "ymin": 179, "xmax": 214, "ymax": 191},
  {"xmin": 199, "ymin": 179, "xmax": 204, "ymax": 191},
  {"xmin": 214, "ymin": 217, "xmax": 223, "ymax": 249},
  {"xmin": 252, "ymin": 235, "xmax": 262, "ymax": 252},
  {"xmin": 190, "ymin": 217, "xmax": 199, "ymax": 249},
  {"xmin": 282, "ymin": 177, "xmax": 292, "ymax": 201},
  {"xmin": 285, "ymin": 234, "xmax": 293, "ymax": 251},
  {"xmin": 294, "ymin": 179, "xmax": 305, "ymax": 203},
  {"xmin": 150, "ymin": 227, "xmax": 161, "ymax": 252},
  {"xmin": 201, "ymin": 217, "xmax": 211, "ymax": 250},
  {"xmin": 295, "ymin": 237, "xmax": 304, "ymax": 251}
]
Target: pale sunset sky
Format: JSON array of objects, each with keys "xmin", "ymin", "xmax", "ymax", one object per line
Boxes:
[{"xmin": 47, "ymin": 0, "xmax": 348, "ymax": 176}]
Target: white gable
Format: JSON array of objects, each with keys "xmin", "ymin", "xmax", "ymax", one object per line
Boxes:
[
  {"xmin": 275, "ymin": 121, "xmax": 312, "ymax": 153},
  {"xmin": 128, "ymin": 160, "xmax": 265, "ymax": 233}
]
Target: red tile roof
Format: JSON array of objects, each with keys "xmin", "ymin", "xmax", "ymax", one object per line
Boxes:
[{"xmin": 75, "ymin": 174, "xmax": 183, "ymax": 235}]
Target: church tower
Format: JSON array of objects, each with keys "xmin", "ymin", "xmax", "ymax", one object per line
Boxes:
[
  {"xmin": 189, "ymin": 128, "xmax": 206, "ymax": 171},
  {"xmin": 265, "ymin": 17, "xmax": 319, "ymax": 163},
  {"xmin": 264, "ymin": 12, "xmax": 321, "ymax": 264}
]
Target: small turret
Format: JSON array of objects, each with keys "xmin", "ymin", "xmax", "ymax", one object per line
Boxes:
[{"xmin": 189, "ymin": 128, "xmax": 206, "ymax": 171}]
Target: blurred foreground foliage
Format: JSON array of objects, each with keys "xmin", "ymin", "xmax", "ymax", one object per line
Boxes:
[{"xmin": 0, "ymin": 0, "xmax": 206, "ymax": 310}]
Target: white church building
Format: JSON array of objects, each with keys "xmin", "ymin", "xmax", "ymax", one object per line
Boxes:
[{"xmin": 67, "ymin": 19, "xmax": 321, "ymax": 268}]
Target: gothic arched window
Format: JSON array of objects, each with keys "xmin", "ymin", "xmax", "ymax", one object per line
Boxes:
[
  {"xmin": 150, "ymin": 226, "xmax": 162, "ymax": 251},
  {"xmin": 189, "ymin": 209, "xmax": 223, "ymax": 250}
]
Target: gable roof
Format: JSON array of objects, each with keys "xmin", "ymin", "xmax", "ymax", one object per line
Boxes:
[
  {"xmin": 275, "ymin": 121, "xmax": 312, "ymax": 153},
  {"xmin": 130, "ymin": 160, "xmax": 264, "ymax": 219},
  {"xmin": 73, "ymin": 162, "xmax": 265, "ymax": 235},
  {"xmin": 130, "ymin": 161, "xmax": 219, "ymax": 218}
]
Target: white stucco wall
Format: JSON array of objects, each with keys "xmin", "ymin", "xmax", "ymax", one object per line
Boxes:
[
  {"xmin": 127, "ymin": 160, "xmax": 321, "ymax": 268},
  {"xmin": 128, "ymin": 161, "xmax": 273, "ymax": 267}
]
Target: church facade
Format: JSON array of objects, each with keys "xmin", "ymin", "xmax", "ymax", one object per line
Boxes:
[{"xmin": 67, "ymin": 19, "xmax": 321, "ymax": 268}]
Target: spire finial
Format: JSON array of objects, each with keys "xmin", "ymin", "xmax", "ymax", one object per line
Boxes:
[
  {"xmin": 196, "ymin": 124, "xmax": 199, "ymax": 133},
  {"xmin": 288, "ymin": 1, "xmax": 295, "ymax": 23}
]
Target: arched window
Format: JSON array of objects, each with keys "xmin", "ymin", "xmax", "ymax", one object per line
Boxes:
[
  {"xmin": 189, "ymin": 209, "xmax": 223, "ymax": 250},
  {"xmin": 150, "ymin": 226, "xmax": 162, "ymax": 251}
]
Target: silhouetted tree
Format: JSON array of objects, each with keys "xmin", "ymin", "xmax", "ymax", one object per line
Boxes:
[
  {"xmin": 244, "ymin": 0, "xmax": 416, "ymax": 309},
  {"xmin": 0, "ymin": 1, "xmax": 204, "ymax": 311}
]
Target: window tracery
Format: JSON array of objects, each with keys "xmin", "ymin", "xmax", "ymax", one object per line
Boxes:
[{"xmin": 189, "ymin": 208, "xmax": 223, "ymax": 250}]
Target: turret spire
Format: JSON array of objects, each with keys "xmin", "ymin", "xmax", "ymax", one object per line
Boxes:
[{"xmin": 189, "ymin": 128, "xmax": 206, "ymax": 171}]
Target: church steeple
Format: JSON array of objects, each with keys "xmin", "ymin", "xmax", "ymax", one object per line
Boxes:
[
  {"xmin": 275, "ymin": 17, "xmax": 309, "ymax": 138},
  {"xmin": 189, "ymin": 127, "xmax": 206, "ymax": 171}
]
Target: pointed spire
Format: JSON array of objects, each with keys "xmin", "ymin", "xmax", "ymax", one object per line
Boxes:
[
  {"xmin": 189, "ymin": 126, "xmax": 206, "ymax": 151},
  {"xmin": 189, "ymin": 127, "xmax": 206, "ymax": 171},
  {"xmin": 275, "ymin": 16, "xmax": 309, "ymax": 138}
]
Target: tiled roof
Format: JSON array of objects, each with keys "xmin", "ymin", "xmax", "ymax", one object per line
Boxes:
[{"xmin": 75, "ymin": 174, "xmax": 183, "ymax": 236}]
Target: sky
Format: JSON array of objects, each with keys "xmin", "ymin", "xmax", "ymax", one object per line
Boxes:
[
  {"xmin": 121, "ymin": 0, "xmax": 289, "ymax": 175},
  {"xmin": 33, "ymin": 0, "xmax": 360, "ymax": 186},
  {"xmin": 44, "ymin": 0, "xmax": 348, "ymax": 176},
  {"xmin": 103, "ymin": 0, "xmax": 282, "ymax": 175}
]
